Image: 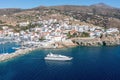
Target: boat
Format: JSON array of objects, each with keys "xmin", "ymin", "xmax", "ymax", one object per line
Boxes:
[
  {"xmin": 12, "ymin": 47, "xmax": 20, "ymax": 50},
  {"xmin": 45, "ymin": 52, "xmax": 73, "ymax": 61},
  {"xmin": 1, "ymin": 39, "xmax": 8, "ymax": 54}
]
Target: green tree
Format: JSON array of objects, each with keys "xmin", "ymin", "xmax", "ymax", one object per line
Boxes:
[
  {"xmin": 81, "ymin": 32, "xmax": 90, "ymax": 37},
  {"xmin": 67, "ymin": 32, "xmax": 72, "ymax": 38}
]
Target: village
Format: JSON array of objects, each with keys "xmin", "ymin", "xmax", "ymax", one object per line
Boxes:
[
  {"xmin": 0, "ymin": 5, "xmax": 120, "ymax": 62},
  {"xmin": 0, "ymin": 17, "xmax": 120, "ymax": 48}
]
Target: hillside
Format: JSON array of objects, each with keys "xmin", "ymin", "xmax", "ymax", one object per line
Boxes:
[
  {"xmin": 0, "ymin": 3, "xmax": 120, "ymax": 29},
  {"xmin": 0, "ymin": 8, "xmax": 23, "ymax": 15},
  {"xmin": 48, "ymin": 3, "xmax": 120, "ymax": 29}
]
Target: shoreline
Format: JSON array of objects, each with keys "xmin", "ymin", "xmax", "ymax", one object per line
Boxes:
[
  {"xmin": 0, "ymin": 37, "xmax": 120, "ymax": 62},
  {"xmin": 0, "ymin": 41, "xmax": 77, "ymax": 62},
  {"xmin": 0, "ymin": 44, "xmax": 120, "ymax": 63},
  {"xmin": 72, "ymin": 35, "xmax": 120, "ymax": 46}
]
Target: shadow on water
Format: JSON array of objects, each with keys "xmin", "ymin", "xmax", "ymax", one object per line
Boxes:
[{"xmin": 45, "ymin": 60, "xmax": 72, "ymax": 66}]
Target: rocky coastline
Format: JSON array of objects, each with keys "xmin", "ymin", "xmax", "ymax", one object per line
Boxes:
[
  {"xmin": 72, "ymin": 35, "xmax": 120, "ymax": 46},
  {"xmin": 0, "ymin": 36, "xmax": 120, "ymax": 62}
]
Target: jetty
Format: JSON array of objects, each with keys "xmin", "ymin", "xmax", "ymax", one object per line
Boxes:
[{"xmin": 0, "ymin": 48, "xmax": 35, "ymax": 62}]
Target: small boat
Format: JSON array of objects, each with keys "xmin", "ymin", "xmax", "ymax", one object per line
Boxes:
[
  {"xmin": 45, "ymin": 52, "xmax": 73, "ymax": 61},
  {"xmin": 12, "ymin": 47, "xmax": 20, "ymax": 50}
]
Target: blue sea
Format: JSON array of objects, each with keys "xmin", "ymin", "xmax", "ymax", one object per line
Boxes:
[{"xmin": 0, "ymin": 45, "xmax": 120, "ymax": 80}]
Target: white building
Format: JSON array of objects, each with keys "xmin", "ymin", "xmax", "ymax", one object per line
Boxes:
[
  {"xmin": 106, "ymin": 28, "xmax": 119, "ymax": 34},
  {"xmin": 19, "ymin": 21, "xmax": 30, "ymax": 27},
  {"xmin": 52, "ymin": 36, "xmax": 62, "ymax": 42}
]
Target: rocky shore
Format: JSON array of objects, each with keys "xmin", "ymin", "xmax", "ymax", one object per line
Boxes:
[
  {"xmin": 52, "ymin": 40, "xmax": 77, "ymax": 49},
  {"xmin": 72, "ymin": 35, "xmax": 120, "ymax": 46}
]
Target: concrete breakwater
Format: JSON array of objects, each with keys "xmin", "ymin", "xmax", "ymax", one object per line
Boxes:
[
  {"xmin": 0, "ymin": 48, "xmax": 35, "ymax": 62},
  {"xmin": 72, "ymin": 36, "xmax": 120, "ymax": 46}
]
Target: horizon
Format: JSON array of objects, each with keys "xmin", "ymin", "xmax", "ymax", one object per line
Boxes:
[{"xmin": 0, "ymin": 0, "xmax": 120, "ymax": 9}]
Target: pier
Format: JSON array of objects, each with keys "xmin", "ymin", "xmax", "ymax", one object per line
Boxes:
[{"xmin": 0, "ymin": 48, "xmax": 35, "ymax": 62}]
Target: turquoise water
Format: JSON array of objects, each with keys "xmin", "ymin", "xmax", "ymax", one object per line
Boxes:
[{"xmin": 0, "ymin": 46, "xmax": 120, "ymax": 80}]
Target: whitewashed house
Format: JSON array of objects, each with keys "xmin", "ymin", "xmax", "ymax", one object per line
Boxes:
[{"xmin": 19, "ymin": 21, "xmax": 30, "ymax": 27}]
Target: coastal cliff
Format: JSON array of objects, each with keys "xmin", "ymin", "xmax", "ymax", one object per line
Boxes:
[{"xmin": 72, "ymin": 35, "xmax": 120, "ymax": 46}]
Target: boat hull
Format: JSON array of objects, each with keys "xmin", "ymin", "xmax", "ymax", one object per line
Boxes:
[{"xmin": 45, "ymin": 57, "xmax": 72, "ymax": 61}]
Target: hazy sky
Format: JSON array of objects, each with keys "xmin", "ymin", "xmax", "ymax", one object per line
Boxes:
[{"xmin": 0, "ymin": 0, "xmax": 119, "ymax": 9}]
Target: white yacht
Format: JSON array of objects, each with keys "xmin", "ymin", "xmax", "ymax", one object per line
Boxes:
[
  {"xmin": 45, "ymin": 52, "xmax": 73, "ymax": 61},
  {"xmin": 12, "ymin": 47, "xmax": 20, "ymax": 50}
]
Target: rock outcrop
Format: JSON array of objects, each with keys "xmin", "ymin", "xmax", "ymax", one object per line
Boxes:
[{"xmin": 72, "ymin": 35, "xmax": 120, "ymax": 46}]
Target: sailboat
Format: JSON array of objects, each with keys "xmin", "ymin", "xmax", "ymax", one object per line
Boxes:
[{"xmin": 1, "ymin": 37, "xmax": 9, "ymax": 54}]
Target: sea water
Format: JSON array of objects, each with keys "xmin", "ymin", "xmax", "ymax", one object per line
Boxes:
[{"xmin": 0, "ymin": 46, "xmax": 120, "ymax": 80}]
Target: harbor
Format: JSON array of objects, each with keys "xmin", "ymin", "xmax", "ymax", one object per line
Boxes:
[
  {"xmin": 1, "ymin": 46, "xmax": 120, "ymax": 80},
  {"xmin": 0, "ymin": 40, "xmax": 76, "ymax": 62},
  {"xmin": 0, "ymin": 15, "xmax": 120, "ymax": 62},
  {"xmin": 0, "ymin": 34, "xmax": 120, "ymax": 62}
]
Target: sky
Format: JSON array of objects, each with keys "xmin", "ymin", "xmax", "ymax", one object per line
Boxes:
[{"xmin": 0, "ymin": 0, "xmax": 120, "ymax": 9}]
